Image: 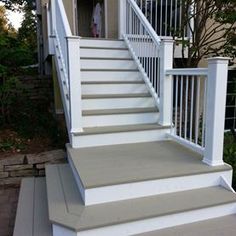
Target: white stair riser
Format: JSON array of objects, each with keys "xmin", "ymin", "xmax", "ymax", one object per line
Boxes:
[
  {"xmin": 82, "ymin": 97, "xmax": 155, "ymax": 110},
  {"xmin": 72, "ymin": 167, "xmax": 232, "ymax": 205},
  {"xmin": 82, "ymin": 113, "xmax": 159, "ymax": 127},
  {"xmin": 80, "ymin": 48, "xmax": 131, "ymax": 59},
  {"xmin": 53, "ymin": 203, "xmax": 236, "ymax": 236},
  {"xmin": 80, "ymin": 39, "xmax": 126, "ymax": 48},
  {"xmin": 81, "ymin": 71, "xmax": 142, "ymax": 82},
  {"xmin": 82, "ymin": 84, "xmax": 148, "ymax": 95},
  {"xmin": 81, "ymin": 60, "xmax": 137, "ymax": 70},
  {"xmin": 71, "ymin": 128, "xmax": 170, "ymax": 148}
]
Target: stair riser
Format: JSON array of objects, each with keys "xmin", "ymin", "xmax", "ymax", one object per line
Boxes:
[
  {"xmin": 53, "ymin": 203, "xmax": 236, "ymax": 236},
  {"xmin": 81, "ymin": 170, "xmax": 232, "ymax": 205},
  {"xmin": 80, "ymin": 40, "xmax": 126, "ymax": 48},
  {"xmin": 81, "ymin": 71, "xmax": 142, "ymax": 82},
  {"xmin": 80, "ymin": 48, "xmax": 131, "ymax": 59},
  {"xmin": 80, "ymin": 60, "xmax": 137, "ymax": 70},
  {"xmin": 82, "ymin": 84, "xmax": 148, "ymax": 95},
  {"xmin": 82, "ymin": 113, "xmax": 159, "ymax": 127},
  {"xmin": 82, "ymin": 97, "xmax": 155, "ymax": 110},
  {"xmin": 71, "ymin": 128, "xmax": 169, "ymax": 148}
]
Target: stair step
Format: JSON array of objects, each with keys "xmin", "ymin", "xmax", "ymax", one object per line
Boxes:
[
  {"xmin": 80, "ymin": 59, "xmax": 138, "ymax": 70},
  {"xmin": 67, "ymin": 141, "xmax": 232, "ymax": 205},
  {"xmin": 77, "ymin": 123, "xmax": 164, "ymax": 135},
  {"xmin": 138, "ymin": 215, "xmax": 236, "ymax": 236},
  {"xmin": 82, "ymin": 107, "xmax": 158, "ymax": 116},
  {"xmin": 13, "ymin": 178, "xmax": 52, "ymax": 236},
  {"xmin": 71, "ymin": 124, "xmax": 170, "ymax": 148},
  {"xmin": 81, "ymin": 71, "xmax": 142, "ymax": 82},
  {"xmin": 81, "ymin": 81, "xmax": 144, "ymax": 85},
  {"xmin": 80, "ymin": 48, "xmax": 132, "ymax": 59},
  {"xmin": 82, "ymin": 97, "xmax": 155, "ymax": 111},
  {"xmin": 80, "ymin": 38, "xmax": 127, "ymax": 48},
  {"xmin": 46, "ymin": 164, "xmax": 236, "ymax": 235},
  {"xmin": 82, "ymin": 93, "xmax": 151, "ymax": 99}
]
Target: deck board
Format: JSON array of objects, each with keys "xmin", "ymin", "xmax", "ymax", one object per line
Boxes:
[{"xmin": 67, "ymin": 141, "xmax": 231, "ymax": 188}]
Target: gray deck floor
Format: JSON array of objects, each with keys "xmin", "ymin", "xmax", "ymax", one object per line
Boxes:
[
  {"xmin": 68, "ymin": 141, "xmax": 231, "ymax": 188},
  {"xmin": 139, "ymin": 215, "xmax": 236, "ymax": 236}
]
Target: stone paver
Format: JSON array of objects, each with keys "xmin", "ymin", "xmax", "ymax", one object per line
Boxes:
[{"xmin": 0, "ymin": 185, "xmax": 20, "ymax": 236}]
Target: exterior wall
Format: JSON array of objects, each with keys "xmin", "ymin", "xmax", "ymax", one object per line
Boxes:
[
  {"xmin": 62, "ymin": 0, "xmax": 77, "ymax": 35},
  {"xmin": 106, "ymin": 0, "xmax": 118, "ymax": 38}
]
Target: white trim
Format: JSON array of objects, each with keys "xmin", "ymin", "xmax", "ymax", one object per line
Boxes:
[
  {"xmin": 220, "ymin": 176, "xmax": 235, "ymax": 193},
  {"xmin": 53, "ymin": 203, "xmax": 236, "ymax": 236},
  {"xmin": 166, "ymin": 68, "xmax": 208, "ymax": 76},
  {"xmin": 104, "ymin": 0, "xmax": 108, "ymax": 38}
]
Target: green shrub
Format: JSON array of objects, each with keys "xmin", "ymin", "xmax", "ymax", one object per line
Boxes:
[{"xmin": 223, "ymin": 132, "xmax": 236, "ymax": 189}]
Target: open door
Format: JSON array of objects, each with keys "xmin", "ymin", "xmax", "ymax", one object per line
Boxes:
[{"xmin": 77, "ymin": 0, "xmax": 106, "ymax": 38}]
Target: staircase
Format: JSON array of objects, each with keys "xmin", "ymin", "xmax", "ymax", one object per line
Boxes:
[
  {"xmin": 13, "ymin": 38, "xmax": 236, "ymax": 236},
  {"xmin": 72, "ymin": 39, "xmax": 170, "ymax": 148},
  {"xmin": 13, "ymin": 0, "xmax": 236, "ymax": 235}
]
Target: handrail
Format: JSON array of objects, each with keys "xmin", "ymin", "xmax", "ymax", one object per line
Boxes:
[
  {"xmin": 127, "ymin": 0, "xmax": 161, "ymax": 46},
  {"xmin": 123, "ymin": 0, "xmax": 162, "ymax": 106},
  {"xmin": 166, "ymin": 68, "xmax": 208, "ymax": 76}
]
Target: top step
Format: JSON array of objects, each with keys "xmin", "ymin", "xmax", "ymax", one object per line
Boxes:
[{"xmin": 80, "ymin": 39, "xmax": 127, "ymax": 49}]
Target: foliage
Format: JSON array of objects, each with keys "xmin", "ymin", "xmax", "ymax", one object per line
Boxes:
[
  {"xmin": 174, "ymin": 0, "xmax": 236, "ymax": 67},
  {"xmin": 223, "ymin": 132, "xmax": 236, "ymax": 189},
  {"xmin": 0, "ymin": 0, "xmax": 36, "ymax": 11}
]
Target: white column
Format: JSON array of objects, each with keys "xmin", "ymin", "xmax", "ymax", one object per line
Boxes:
[
  {"xmin": 67, "ymin": 36, "xmax": 83, "ymax": 139},
  {"xmin": 118, "ymin": 0, "xmax": 127, "ymax": 39},
  {"xmin": 159, "ymin": 38, "xmax": 174, "ymax": 126},
  {"xmin": 203, "ymin": 57, "xmax": 229, "ymax": 166}
]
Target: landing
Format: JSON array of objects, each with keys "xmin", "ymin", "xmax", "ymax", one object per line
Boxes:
[{"xmin": 67, "ymin": 141, "xmax": 231, "ymax": 189}]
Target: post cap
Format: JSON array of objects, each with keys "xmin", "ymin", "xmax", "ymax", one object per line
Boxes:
[{"xmin": 208, "ymin": 57, "xmax": 231, "ymax": 64}]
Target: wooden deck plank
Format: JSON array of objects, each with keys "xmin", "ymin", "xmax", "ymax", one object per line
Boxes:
[
  {"xmin": 13, "ymin": 178, "xmax": 35, "ymax": 236},
  {"xmin": 34, "ymin": 178, "xmax": 52, "ymax": 236}
]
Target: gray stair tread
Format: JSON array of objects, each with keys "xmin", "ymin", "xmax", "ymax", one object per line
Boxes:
[
  {"xmin": 13, "ymin": 178, "xmax": 52, "ymax": 236},
  {"xmin": 82, "ymin": 107, "xmax": 158, "ymax": 116},
  {"xmin": 138, "ymin": 215, "xmax": 236, "ymax": 236},
  {"xmin": 82, "ymin": 93, "xmax": 151, "ymax": 99},
  {"xmin": 67, "ymin": 141, "xmax": 231, "ymax": 189},
  {"xmin": 81, "ymin": 81, "xmax": 144, "ymax": 84},
  {"xmin": 46, "ymin": 164, "xmax": 236, "ymax": 232},
  {"xmin": 76, "ymin": 123, "xmax": 165, "ymax": 135}
]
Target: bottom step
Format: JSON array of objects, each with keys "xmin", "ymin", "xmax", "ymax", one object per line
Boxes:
[
  {"xmin": 46, "ymin": 164, "xmax": 236, "ymax": 236},
  {"xmin": 139, "ymin": 214, "xmax": 236, "ymax": 236},
  {"xmin": 13, "ymin": 177, "xmax": 52, "ymax": 236}
]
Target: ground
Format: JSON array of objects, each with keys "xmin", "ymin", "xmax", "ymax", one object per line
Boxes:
[{"xmin": 0, "ymin": 186, "xmax": 20, "ymax": 236}]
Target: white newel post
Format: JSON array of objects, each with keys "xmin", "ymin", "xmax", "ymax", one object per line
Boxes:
[
  {"xmin": 67, "ymin": 36, "xmax": 83, "ymax": 138},
  {"xmin": 118, "ymin": 0, "xmax": 127, "ymax": 39},
  {"xmin": 159, "ymin": 39, "xmax": 174, "ymax": 126},
  {"xmin": 203, "ymin": 57, "xmax": 229, "ymax": 166}
]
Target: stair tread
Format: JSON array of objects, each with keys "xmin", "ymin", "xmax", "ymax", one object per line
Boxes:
[
  {"xmin": 82, "ymin": 107, "xmax": 158, "ymax": 116},
  {"xmin": 76, "ymin": 123, "xmax": 165, "ymax": 135},
  {"xmin": 46, "ymin": 164, "xmax": 236, "ymax": 232},
  {"xmin": 67, "ymin": 141, "xmax": 230, "ymax": 189},
  {"xmin": 13, "ymin": 178, "xmax": 52, "ymax": 236},
  {"xmin": 138, "ymin": 215, "xmax": 236, "ymax": 236},
  {"xmin": 82, "ymin": 93, "xmax": 151, "ymax": 99},
  {"xmin": 81, "ymin": 81, "xmax": 144, "ymax": 85}
]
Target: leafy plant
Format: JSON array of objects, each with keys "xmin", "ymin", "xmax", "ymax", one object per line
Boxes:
[{"xmin": 223, "ymin": 132, "xmax": 236, "ymax": 190}]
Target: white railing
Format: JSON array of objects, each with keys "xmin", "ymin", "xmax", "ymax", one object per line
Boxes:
[
  {"xmin": 49, "ymin": 0, "xmax": 83, "ymax": 144},
  {"xmin": 123, "ymin": 0, "xmax": 162, "ymax": 104},
  {"xmin": 166, "ymin": 69, "xmax": 208, "ymax": 154},
  {"xmin": 166, "ymin": 58, "xmax": 229, "ymax": 166},
  {"xmin": 133, "ymin": 0, "xmax": 188, "ymax": 37}
]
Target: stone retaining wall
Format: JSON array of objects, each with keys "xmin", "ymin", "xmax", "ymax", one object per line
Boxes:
[{"xmin": 0, "ymin": 150, "xmax": 66, "ymax": 187}]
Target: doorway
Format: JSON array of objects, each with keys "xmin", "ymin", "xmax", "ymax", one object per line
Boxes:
[{"xmin": 77, "ymin": 0, "xmax": 106, "ymax": 38}]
